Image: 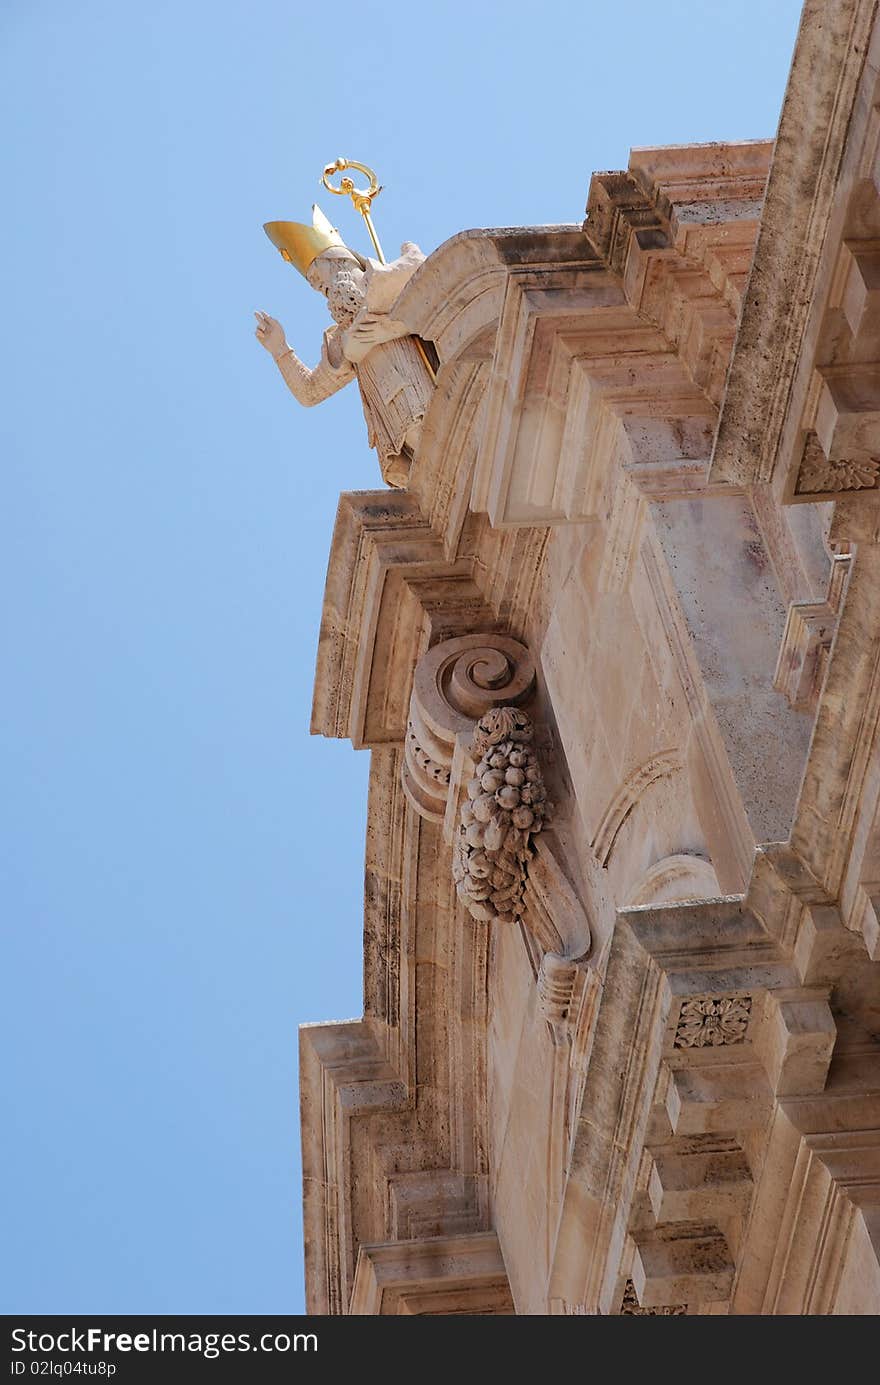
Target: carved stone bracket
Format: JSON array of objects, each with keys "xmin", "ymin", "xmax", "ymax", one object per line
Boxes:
[
  {"xmin": 349, "ymin": 1232, "xmax": 514, "ymax": 1315},
  {"xmin": 403, "ymin": 634, "xmax": 591, "ymax": 951},
  {"xmin": 402, "ymin": 634, "xmax": 535, "ymax": 821}
]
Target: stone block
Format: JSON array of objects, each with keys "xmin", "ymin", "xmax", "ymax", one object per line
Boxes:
[
  {"xmin": 631, "ymin": 1224, "xmax": 734, "ymax": 1304},
  {"xmin": 664, "ymin": 1063, "xmax": 773, "ymax": 1136},
  {"xmin": 647, "ymin": 1143, "xmax": 752, "ymax": 1222},
  {"xmin": 754, "ymin": 987, "xmax": 836, "ymax": 1097},
  {"xmin": 815, "ymin": 364, "xmax": 880, "ymax": 460},
  {"xmin": 840, "ymin": 242, "xmax": 880, "ymax": 339}
]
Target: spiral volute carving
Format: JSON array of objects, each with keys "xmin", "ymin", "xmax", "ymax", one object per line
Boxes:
[{"xmin": 402, "ymin": 635, "xmax": 536, "ymax": 821}]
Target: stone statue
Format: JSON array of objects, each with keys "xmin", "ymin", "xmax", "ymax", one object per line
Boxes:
[{"xmin": 255, "ymin": 205, "xmax": 434, "ymax": 488}]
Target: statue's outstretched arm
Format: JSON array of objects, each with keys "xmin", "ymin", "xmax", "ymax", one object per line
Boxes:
[
  {"xmin": 254, "ymin": 311, "xmax": 355, "ymax": 407},
  {"xmin": 274, "ymin": 341, "xmax": 355, "ymax": 407}
]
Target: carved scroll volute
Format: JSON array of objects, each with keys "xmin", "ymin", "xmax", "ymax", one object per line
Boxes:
[
  {"xmin": 403, "ymin": 633, "xmax": 589, "ymax": 951},
  {"xmin": 402, "ymin": 635, "xmax": 536, "ymax": 821}
]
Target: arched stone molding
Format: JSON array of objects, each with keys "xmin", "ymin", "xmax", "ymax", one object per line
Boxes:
[
  {"xmin": 393, "ymin": 226, "xmax": 589, "ymax": 371},
  {"xmin": 591, "ymin": 751, "xmax": 683, "ymax": 867},
  {"xmin": 626, "ymin": 853, "xmax": 722, "ymax": 907}
]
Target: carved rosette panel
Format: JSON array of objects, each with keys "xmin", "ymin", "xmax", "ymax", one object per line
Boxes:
[
  {"xmin": 453, "ymin": 706, "xmax": 550, "ymax": 925},
  {"xmin": 402, "ymin": 635, "xmax": 535, "ymax": 821},
  {"xmin": 673, "ymin": 995, "xmax": 753, "ymax": 1049}
]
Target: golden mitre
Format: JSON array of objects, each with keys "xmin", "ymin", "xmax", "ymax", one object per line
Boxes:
[{"xmin": 263, "ymin": 203, "xmax": 346, "ymax": 277}]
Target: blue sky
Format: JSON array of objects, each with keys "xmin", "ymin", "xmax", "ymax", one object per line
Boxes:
[{"xmin": 2, "ymin": 0, "xmax": 802, "ymax": 1315}]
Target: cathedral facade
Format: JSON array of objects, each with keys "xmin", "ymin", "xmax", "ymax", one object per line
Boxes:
[{"xmin": 299, "ymin": 0, "xmax": 880, "ymax": 1314}]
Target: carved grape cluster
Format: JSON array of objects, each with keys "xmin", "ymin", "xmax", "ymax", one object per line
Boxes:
[{"xmin": 453, "ymin": 707, "xmax": 548, "ymax": 924}]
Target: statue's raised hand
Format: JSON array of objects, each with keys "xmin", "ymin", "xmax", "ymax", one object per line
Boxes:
[{"xmin": 254, "ymin": 311, "xmax": 288, "ymax": 358}]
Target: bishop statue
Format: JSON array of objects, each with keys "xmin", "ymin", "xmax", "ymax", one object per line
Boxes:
[{"xmin": 255, "ymin": 202, "xmax": 434, "ymax": 488}]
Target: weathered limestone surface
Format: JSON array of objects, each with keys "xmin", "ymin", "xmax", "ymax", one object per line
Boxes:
[{"xmin": 299, "ymin": 0, "xmax": 880, "ymax": 1315}]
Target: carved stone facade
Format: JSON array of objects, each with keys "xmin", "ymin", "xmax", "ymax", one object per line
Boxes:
[{"xmin": 299, "ymin": 0, "xmax": 880, "ymax": 1316}]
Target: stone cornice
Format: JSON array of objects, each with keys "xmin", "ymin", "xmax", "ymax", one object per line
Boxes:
[
  {"xmin": 349, "ymin": 1233, "xmax": 514, "ymax": 1315},
  {"xmin": 547, "ymin": 895, "xmax": 872, "ymax": 1314},
  {"xmin": 710, "ymin": 0, "xmax": 880, "ymax": 488},
  {"xmin": 388, "ymin": 150, "xmax": 768, "ymax": 531},
  {"xmin": 393, "ymin": 225, "xmax": 594, "ymax": 369},
  {"xmin": 310, "ymin": 490, "xmax": 496, "ymax": 747},
  {"xmin": 299, "ymin": 748, "xmax": 493, "ymax": 1314}
]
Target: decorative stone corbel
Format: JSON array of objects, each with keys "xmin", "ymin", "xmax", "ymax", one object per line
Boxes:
[
  {"xmin": 402, "ymin": 634, "xmax": 535, "ymax": 823},
  {"xmin": 402, "ymin": 634, "xmax": 591, "ymax": 953}
]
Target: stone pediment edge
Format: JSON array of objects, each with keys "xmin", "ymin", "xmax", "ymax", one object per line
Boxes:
[
  {"xmin": 310, "ymin": 489, "xmax": 435, "ymax": 743},
  {"xmin": 390, "ymin": 224, "xmax": 595, "ymax": 367}
]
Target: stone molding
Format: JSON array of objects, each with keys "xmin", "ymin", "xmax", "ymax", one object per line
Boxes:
[
  {"xmin": 626, "ymin": 854, "xmax": 722, "ymax": 908},
  {"xmin": 786, "ymin": 544, "xmax": 880, "ymax": 955},
  {"xmin": 544, "ymin": 894, "xmax": 869, "ymax": 1315},
  {"xmin": 591, "ymin": 750, "xmax": 683, "ymax": 867},
  {"xmin": 536, "ymin": 950, "xmax": 595, "ymax": 1044},
  {"xmin": 710, "ymin": 0, "xmax": 880, "ymax": 489},
  {"xmin": 388, "ymin": 149, "xmax": 769, "ymax": 531},
  {"xmin": 349, "ymin": 1232, "xmax": 514, "ymax": 1315},
  {"xmin": 708, "ymin": 0, "xmax": 880, "ymax": 508},
  {"xmin": 299, "ymin": 749, "xmax": 494, "ymax": 1315},
  {"xmin": 773, "ymin": 552, "xmax": 852, "ymax": 712},
  {"xmin": 586, "ymin": 141, "xmax": 770, "ymax": 406}
]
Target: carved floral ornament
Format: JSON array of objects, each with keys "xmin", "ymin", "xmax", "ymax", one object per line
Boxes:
[
  {"xmin": 673, "ymin": 995, "xmax": 753, "ymax": 1049},
  {"xmin": 795, "ymin": 431, "xmax": 880, "ymax": 496}
]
